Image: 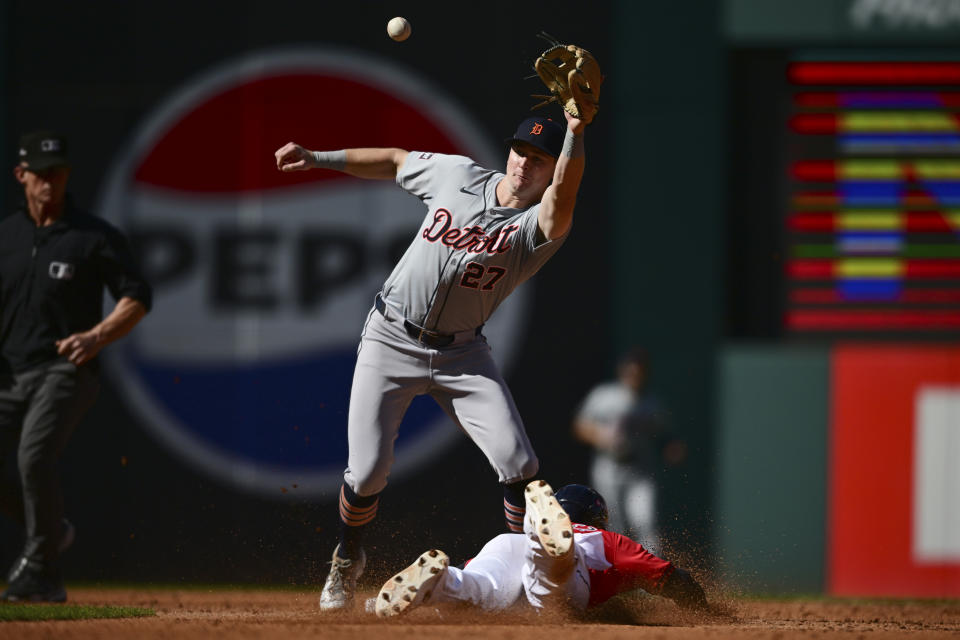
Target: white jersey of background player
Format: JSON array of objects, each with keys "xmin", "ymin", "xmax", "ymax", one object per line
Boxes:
[
  {"xmin": 274, "ymin": 109, "xmax": 589, "ymax": 611},
  {"xmin": 375, "ymin": 482, "xmax": 709, "ymax": 617}
]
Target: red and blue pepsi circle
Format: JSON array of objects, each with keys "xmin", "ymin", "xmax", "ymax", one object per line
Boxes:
[{"xmin": 97, "ymin": 49, "xmax": 529, "ymax": 499}]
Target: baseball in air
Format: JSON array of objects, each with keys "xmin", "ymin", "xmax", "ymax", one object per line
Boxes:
[{"xmin": 387, "ymin": 16, "xmax": 411, "ymax": 41}]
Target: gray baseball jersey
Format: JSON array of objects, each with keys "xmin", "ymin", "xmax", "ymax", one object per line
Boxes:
[
  {"xmin": 343, "ymin": 151, "xmax": 569, "ymax": 497},
  {"xmin": 380, "ymin": 152, "xmax": 567, "ymax": 333}
]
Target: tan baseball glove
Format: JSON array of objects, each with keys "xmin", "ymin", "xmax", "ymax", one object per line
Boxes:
[{"xmin": 531, "ymin": 42, "xmax": 603, "ymax": 124}]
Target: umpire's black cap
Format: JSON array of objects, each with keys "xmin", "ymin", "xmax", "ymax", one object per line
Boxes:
[
  {"xmin": 18, "ymin": 131, "xmax": 70, "ymax": 171},
  {"xmin": 508, "ymin": 116, "xmax": 565, "ymax": 158}
]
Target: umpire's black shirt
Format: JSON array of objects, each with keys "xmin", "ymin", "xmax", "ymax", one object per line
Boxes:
[{"xmin": 0, "ymin": 205, "xmax": 152, "ymax": 374}]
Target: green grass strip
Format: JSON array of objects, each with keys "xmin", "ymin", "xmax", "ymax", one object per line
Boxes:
[
  {"xmin": 70, "ymin": 581, "xmax": 311, "ymax": 592},
  {"xmin": 0, "ymin": 603, "xmax": 155, "ymax": 622}
]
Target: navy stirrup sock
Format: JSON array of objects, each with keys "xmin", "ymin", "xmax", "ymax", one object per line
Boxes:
[
  {"xmin": 337, "ymin": 484, "xmax": 379, "ymax": 560},
  {"xmin": 502, "ymin": 479, "xmax": 532, "ymax": 533}
]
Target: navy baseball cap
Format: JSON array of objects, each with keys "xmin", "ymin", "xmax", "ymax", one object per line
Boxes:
[
  {"xmin": 508, "ymin": 116, "xmax": 565, "ymax": 158},
  {"xmin": 18, "ymin": 131, "xmax": 70, "ymax": 171}
]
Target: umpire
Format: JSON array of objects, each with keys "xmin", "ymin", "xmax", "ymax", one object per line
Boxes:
[{"xmin": 0, "ymin": 131, "xmax": 152, "ymax": 602}]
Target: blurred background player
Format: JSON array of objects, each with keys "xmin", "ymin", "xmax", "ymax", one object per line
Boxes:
[
  {"xmin": 275, "ymin": 108, "xmax": 591, "ymax": 611},
  {"xmin": 375, "ymin": 480, "xmax": 707, "ymax": 617},
  {"xmin": 0, "ymin": 131, "xmax": 152, "ymax": 602},
  {"xmin": 572, "ymin": 347, "xmax": 686, "ymax": 552}
]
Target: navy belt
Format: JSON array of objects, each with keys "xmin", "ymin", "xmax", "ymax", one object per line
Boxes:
[{"xmin": 374, "ymin": 294, "xmax": 480, "ymax": 349}]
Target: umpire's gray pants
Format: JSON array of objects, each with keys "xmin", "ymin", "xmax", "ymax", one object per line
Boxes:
[{"xmin": 0, "ymin": 360, "xmax": 99, "ymax": 569}]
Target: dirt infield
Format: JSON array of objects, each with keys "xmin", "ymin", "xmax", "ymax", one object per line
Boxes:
[{"xmin": 4, "ymin": 588, "xmax": 959, "ymax": 639}]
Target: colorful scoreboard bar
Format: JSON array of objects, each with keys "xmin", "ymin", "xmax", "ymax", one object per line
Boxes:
[{"xmin": 785, "ymin": 60, "xmax": 960, "ymax": 335}]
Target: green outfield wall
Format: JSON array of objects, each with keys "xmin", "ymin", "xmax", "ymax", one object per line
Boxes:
[
  {"xmin": 611, "ymin": 0, "xmax": 726, "ymax": 554},
  {"xmin": 715, "ymin": 346, "xmax": 830, "ymax": 594}
]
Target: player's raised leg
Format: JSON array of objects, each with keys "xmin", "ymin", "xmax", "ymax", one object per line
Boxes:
[
  {"xmin": 524, "ymin": 480, "xmax": 573, "ymax": 558},
  {"xmin": 521, "ymin": 480, "xmax": 587, "ymax": 610}
]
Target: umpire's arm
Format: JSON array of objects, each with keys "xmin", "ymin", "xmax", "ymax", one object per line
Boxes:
[
  {"xmin": 57, "ymin": 297, "xmax": 147, "ymax": 366},
  {"xmin": 538, "ymin": 112, "xmax": 587, "ymax": 240},
  {"xmin": 56, "ymin": 223, "xmax": 153, "ymax": 366}
]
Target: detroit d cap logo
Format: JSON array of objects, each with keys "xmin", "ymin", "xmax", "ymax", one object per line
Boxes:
[{"xmin": 510, "ymin": 116, "xmax": 564, "ymax": 158}]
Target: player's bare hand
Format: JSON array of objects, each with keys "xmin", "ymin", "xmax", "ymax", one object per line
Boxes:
[
  {"xmin": 275, "ymin": 142, "xmax": 314, "ymax": 172},
  {"xmin": 56, "ymin": 330, "xmax": 104, "ymax": 366},
  {"xmin": 563, "ymin": 110, "xmax": 587, "ymax": 134}
]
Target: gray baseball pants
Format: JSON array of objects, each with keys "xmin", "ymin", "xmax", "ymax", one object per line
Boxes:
[
  {"xmin": 0, "ymin": 360, "xmax": 99, "ymax": 569},
  {"xmin": 343, "ymin": 305, "xmax": 539, "ymax": 497}
]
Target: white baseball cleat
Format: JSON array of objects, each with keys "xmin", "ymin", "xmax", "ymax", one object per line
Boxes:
[
  {"xmin": 319, "ymin": 544, "xmax": 366, "ymax": 611},
  {"xmin": 375, "ymin": 549, "xmax": 449, "ymax": 618},
  {"xmin": 524, "ymin": 480, "xmax": 573, "ymax": 557}
]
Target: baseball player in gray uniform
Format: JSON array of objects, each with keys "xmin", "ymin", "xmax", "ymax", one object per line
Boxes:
[{"xmin": 274, "ymin": 108, "xmax": 589, "ymax": 611}]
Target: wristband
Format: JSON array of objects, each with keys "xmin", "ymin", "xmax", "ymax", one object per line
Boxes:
[
  {"xmin": 312, "ymin": 150, "xmax": 347, "ymax": 170},
  {"xmin": 562, "ymin": 130, "xmax": 584, "ymax": 159}
]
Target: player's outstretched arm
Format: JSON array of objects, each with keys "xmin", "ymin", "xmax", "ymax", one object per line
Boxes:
[
  {"xmin": 537, "ymin": 111, "xmax": 586, "ymax": 240},
  {"xmin": 274, "ymin": 143, "xmax": 408, "ymax": 180}
]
